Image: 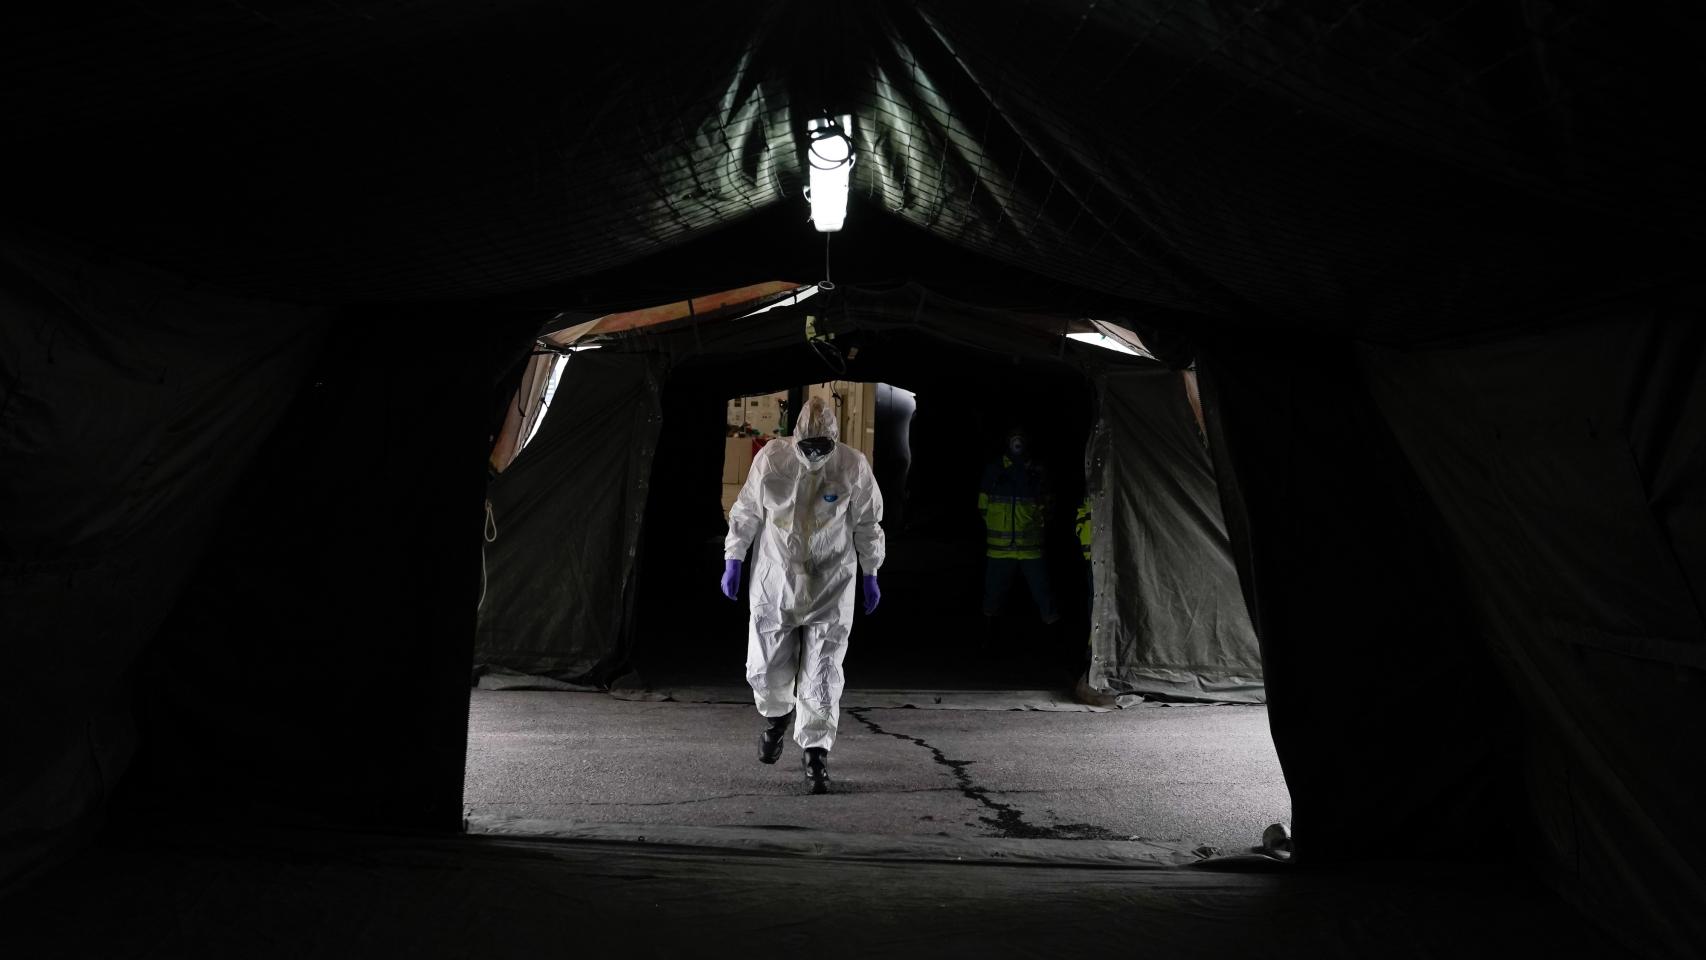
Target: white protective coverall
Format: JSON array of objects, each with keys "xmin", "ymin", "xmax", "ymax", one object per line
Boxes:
[{"xmin": 724, "ymin": 397, "xmax": 885, "ymax": 750}]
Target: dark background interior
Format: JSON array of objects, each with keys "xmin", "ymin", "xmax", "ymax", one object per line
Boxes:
[{"xmin": 629, "ymin": 327, "xmax": 1097, "ymax": 689}]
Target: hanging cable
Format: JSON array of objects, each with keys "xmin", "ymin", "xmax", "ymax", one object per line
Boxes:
[
  {"xmin": 807, "ymin": 229, "xmax": 844, "ymax": 375},
  {"xmin": 810, "ymin": 336, "xmax": 847, "ymax": 377},
  {"xmin": 478, "ymin": 498, "xmax": 498, "ymax": 610}
]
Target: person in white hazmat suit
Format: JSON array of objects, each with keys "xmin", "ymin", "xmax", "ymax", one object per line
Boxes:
[{"xmin": 720, "ymin": 396, "xmax": 884, "ymax": 793}]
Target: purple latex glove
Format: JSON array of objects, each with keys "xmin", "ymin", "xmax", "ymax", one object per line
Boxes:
[
  {"xmin": 720, "ymin": 559, "xmax": 743, "ymax": 600},
  {"xmin": 860, "ymin": 574, "xmax": 881, "ymax": 615}
]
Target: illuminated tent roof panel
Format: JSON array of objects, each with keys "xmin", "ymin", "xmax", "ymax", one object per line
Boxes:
[{"xmin": 4, "ymin": 2, "xmax": 1697, "ymax": 336}]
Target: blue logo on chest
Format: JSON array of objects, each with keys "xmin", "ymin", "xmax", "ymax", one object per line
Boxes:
[{"xmin": 823, "ymin": 493, "xmax": 838, "ymax": 503}]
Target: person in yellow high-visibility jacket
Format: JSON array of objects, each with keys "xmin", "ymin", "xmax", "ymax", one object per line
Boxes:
[
  {"xmin": 978, "ymin": 428, "xmax": 1059, "ymax": 624},
  {"xmin": 1074, "ymin": 498, "xmax": 1093, "ymax": 555},
  {"xmin": 1075, "ymin": 494, "xmax": 1094, "ymax": 610}
]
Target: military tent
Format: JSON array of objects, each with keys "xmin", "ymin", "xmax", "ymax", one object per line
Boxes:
[{"xmin": 1, "ymin": 2, "xmax": 1700, "ymax": 957}]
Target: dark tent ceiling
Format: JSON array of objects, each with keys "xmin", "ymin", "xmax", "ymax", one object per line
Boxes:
[{"xmin": 5, "ymin": 1, "xmax": 1700, "ymax": 336}]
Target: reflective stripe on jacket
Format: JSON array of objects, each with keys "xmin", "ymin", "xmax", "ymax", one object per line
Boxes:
[
  {"xmin": 1074, "ymin": 497, "xmax": 1092, "ymax": 559},
  {"xmin": 978, "ymin": 456, "xmax": 1047, "ymax": 560}
]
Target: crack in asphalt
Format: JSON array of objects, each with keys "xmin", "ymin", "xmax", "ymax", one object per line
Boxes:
[
  {"xmin": 474, "ymin": 793, "xmax": 781, "ymax": 808},
  {"xmin": 470, "ymin": 784, "xmax": 984, "ymax": 809},
  {"xmin": 846, "ymin": 708, "xmax": 1125, "ymax": 841}
]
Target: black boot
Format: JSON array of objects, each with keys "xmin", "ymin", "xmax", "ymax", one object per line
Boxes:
[
  {"xmin": 802, "ymin": 747, "xmax": 830, "ymax": 794},
  {"xmin": 758, "ymin": 711, "xmax": 793, "ymax": 764}
]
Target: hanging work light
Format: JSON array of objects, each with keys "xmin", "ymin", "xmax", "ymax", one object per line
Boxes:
[{"xmin": 805, "ymin": 115, "xmax": 855, "ymax": 232}]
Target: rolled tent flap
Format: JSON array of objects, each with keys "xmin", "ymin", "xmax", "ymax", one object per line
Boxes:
[
  {"xmin": 1088, "ymin": 365, "xmax": 1262, "ymax": 702},
  {"xmin": 489, "ymin": 352, "xmax": 560, "ymax": 475},
  {"xmin": 474, "ymin": 352, "xmax": 665, "ymax": 684}
]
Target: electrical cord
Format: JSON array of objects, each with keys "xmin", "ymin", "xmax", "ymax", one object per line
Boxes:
[
  {"xmin": 478, "ymin": 498, "xmax": 498, "ymax": 610},
  {"xmin": 809, "ymin": 336, "xmax": 847, "ymax": 377},
  {"xmin": 803, "ymin": 229, "xmax": 846, "ymax": 377}
]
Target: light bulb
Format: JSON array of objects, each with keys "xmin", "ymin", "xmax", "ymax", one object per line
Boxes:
[{"xmin": 805, "ymin": 115, "xmax": 854, "ymax": 232}]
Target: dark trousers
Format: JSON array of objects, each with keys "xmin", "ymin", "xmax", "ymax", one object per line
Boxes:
[{"xmin": 983, "ymin": 556, "xmax": 1059, "ymax": 624}]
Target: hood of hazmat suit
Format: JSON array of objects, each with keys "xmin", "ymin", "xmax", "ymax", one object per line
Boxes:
[
  {"xmin": 796, "ymin": 395, "xmax": 837, "ymax": 439},
  {"xmin": 724, "ymin": 397, "xmax": 885, "ymax": 749}
]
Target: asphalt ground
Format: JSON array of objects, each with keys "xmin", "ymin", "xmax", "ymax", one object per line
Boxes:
[
  {"xmin": 7, "ymin": 828, "xmax": 1629, "ymax": 960},
  {"xmin": 4, "ymin": 692, "xmax": 1630, "ymax": 959},
  {"xmin": 464, "ymin": 690, "xmax": 1291, "ymax": 856}
]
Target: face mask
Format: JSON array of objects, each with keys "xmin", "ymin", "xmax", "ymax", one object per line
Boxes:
[{"xmin": 799, "ymin": 437, "xmax": 834, "ymax": 462}]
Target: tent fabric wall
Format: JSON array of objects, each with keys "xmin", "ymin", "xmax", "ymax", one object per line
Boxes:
[
  {"xmin": 1359, "ymin": 308, "xmax": 1706, "ymax": 958},
  {"xmin": 1088, "ymin": 366, "xmax": 1262, "ymax": 702},
  {"xmin": 474, "ymin": 294, "xmax": 1259, "ymax": 699},
  {"xmin": 1198, "ymin": 305, "xmax": 1706, "ymax": 958},
  {"xmin": 103, "ymin": 305, "xmax": 539, "ymax": 837},
  {"xmin": 1197, "ymin": 331, "xmax": 1530, "ymax": 870},
  {"xmin": 475, "ymin": 352, "xmax": 664, "ymax": 683},
  {"xmin": 0, "ymin": 231, "xmax": 327, "ymax": 883}
]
